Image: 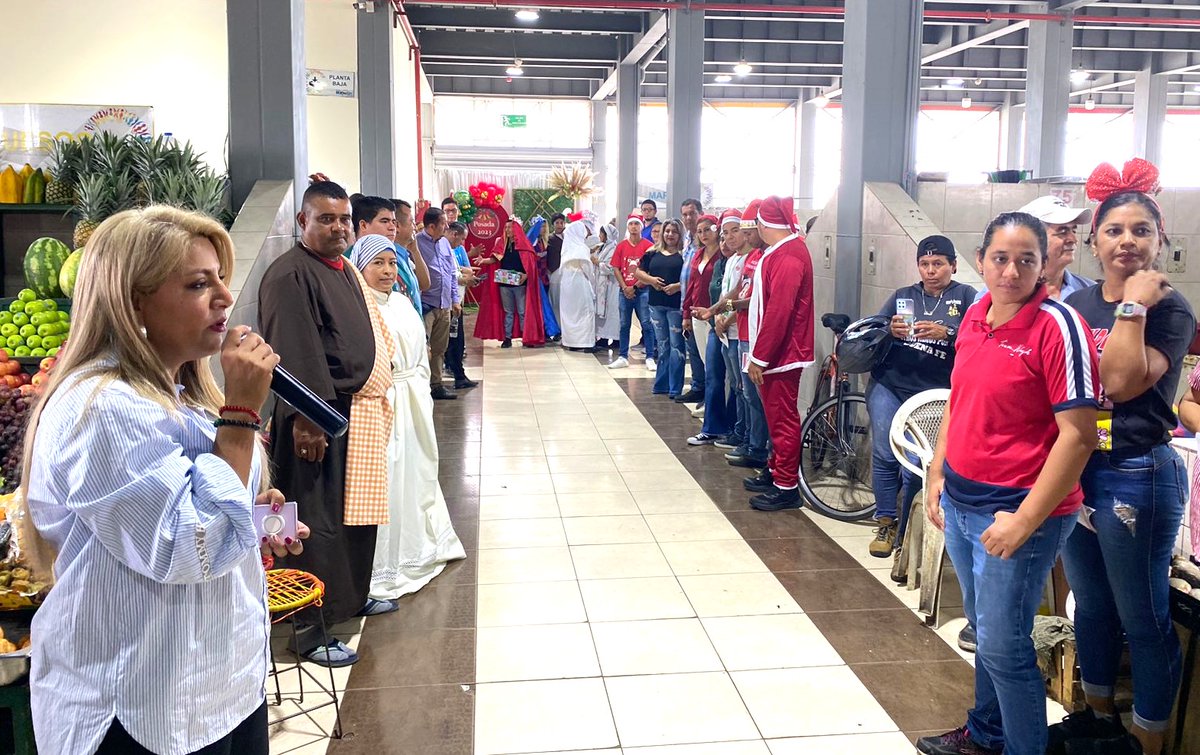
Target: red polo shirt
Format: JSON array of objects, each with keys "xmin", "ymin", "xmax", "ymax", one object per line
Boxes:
[
  {"xmin": 735, "ymin": 248, "xmax": 765, "ymax": 338},
  {"xmin": 943, "ymin": 287, "xmax": 1099, "ymax": 516},
  {"xmin": 610, "ymin": 238, "xmax": 652, "ymax": 288}
]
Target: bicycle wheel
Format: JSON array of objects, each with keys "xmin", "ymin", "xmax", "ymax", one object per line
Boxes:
[
  {"xmin": 805, "ymin": 363, "xmax": 835, "ymax": 466},
  {"xmin": 798, "ymin": 392, "xmax": 876, "ymax": 521}
]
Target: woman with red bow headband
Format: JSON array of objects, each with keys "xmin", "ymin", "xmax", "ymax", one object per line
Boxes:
[{"xmin": 1051, "ymin": 159, "xmax": 1197, "ymax": 755}]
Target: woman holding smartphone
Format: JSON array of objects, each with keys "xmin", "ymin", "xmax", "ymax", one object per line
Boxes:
[{"xmin": 918, "ymin": 212, "xmax": 1099, "ymax": 755}]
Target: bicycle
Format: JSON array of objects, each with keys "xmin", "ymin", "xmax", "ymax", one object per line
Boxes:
[{"xmin": 797, "ymin": 313, "xmax": 877, "ymax": 522}]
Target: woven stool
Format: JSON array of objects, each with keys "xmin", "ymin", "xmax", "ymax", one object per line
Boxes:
[{"xmin": 265, "ymin": 568, "xmax": 343, "ymax": 739}]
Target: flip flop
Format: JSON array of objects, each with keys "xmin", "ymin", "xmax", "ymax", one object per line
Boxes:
[
  {"xmin": 357, "ymin": 598, "xmax": 399, "ymax": 616},
  {"xmin": 302, "ymin": 640, "xmax": 359, "ymax": 668}
]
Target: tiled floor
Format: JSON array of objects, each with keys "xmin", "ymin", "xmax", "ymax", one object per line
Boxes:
[{"xmin": 265, "ymin": 327, "xmax": 1053, "ymax": 754}]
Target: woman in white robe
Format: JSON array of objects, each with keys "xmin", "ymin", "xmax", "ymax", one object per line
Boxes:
[
  {"xmin": 558, "ymin": 218, "xmax": 599, "ymax": 350},
  {"xmin": 593, "ymin": 222, "xmax": 622, "ymax": 345},
  {"xmin": 349, "ymin": 235, "xmax": 466, "ymax": 600}
]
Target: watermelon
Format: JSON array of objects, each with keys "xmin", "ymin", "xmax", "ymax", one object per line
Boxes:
[
  {"xmin": 58, "ymin": 249, "xmax": 83, "ymax": 299},
  {"xmin": 23, "ymin": 237, "xmax": 70, "ymax": 299}
]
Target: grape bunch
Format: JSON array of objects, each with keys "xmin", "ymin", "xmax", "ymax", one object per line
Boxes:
[{"xmin": 0, "ymin": 387, "xmax": 31, "ymax": 494}]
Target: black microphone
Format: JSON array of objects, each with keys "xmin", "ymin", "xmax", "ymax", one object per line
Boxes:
[{"xmin": 270, "ymin": 365, "xmax": 350, "ymax": 438}]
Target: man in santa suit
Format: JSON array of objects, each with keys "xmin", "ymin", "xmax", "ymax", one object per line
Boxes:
[{"xmin": 744, "ymin": 195, "xmax": 815, "ymax": 511}]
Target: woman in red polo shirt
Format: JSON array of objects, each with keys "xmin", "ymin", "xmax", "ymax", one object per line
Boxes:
[{"xmin": 917, "ymin": 212, "xmax": 1100, "ymax": 755}]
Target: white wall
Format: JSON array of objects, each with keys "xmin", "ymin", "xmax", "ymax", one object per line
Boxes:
[
  {"xmin": 305, "ymin": 0, "xmax": 360, "ymax": 194},
  {"xmin": 6, "ymin": 0, "xmax": 229, "ymax": 170}
]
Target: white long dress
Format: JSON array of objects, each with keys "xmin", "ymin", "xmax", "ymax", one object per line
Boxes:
[
  {"xmin": 593, "ymin": 224, "xmax": 622, "ymax": 342},
  {"xmin": 558, "ymin": 220, "xmax": 598, "ymax": 348},
  {"xmin": 369, "ymin": 288, "xmax": 466, "ymax": 600}
]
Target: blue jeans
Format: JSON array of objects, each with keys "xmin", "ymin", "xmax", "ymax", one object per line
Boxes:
[
  {"xmin": 866, "ymin": 381, "xmax": 921, "ymax": 521},
  {"xmin": 738, "ymin": 340, "xmax": 769, "ymax": 461},
  {"xmin": 701, "ymin": 328, "xmax": 733, "ymax": 437},
  {"xmin": 649, "ymin": 305, "xmax": 685, "ymax": 397},
  {"xmin": 941, "ymin": 495, "xmax": 1075, "ymax": 755},
  {"xmin": 722, "ymin": 338, "xmax": 747, "ymax": 446},
  {"xmin": 1062, "ymin": 445, "xmax": 1187, "ymax": 732},
  {"xmin": 618, "ymin": 288, "xmax": 655, "ymax": 359},
  {"xmin": 684, "ymin": 325, "xmax": 705, "ymax": 393},
  {"xmin": 500, "ymin": 284, "xmax": 526, "ymax": 339}
]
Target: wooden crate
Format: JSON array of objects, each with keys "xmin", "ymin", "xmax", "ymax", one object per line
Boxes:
[{"xmin": 1045, "ymin": 638, "xmax": 1085, "ymax": 710}]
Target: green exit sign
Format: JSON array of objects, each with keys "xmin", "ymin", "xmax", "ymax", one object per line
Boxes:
[{"xmin": 501, "ymin": 114, "xmax": 527, "ymax": 128}]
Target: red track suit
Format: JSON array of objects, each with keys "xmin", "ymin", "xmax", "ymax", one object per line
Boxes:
[{"xmin": 747, "ymin": 233, "xmax": 815, "ymax": 490}]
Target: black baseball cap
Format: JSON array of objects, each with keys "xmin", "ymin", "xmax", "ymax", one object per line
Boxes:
[{"xmin": 917, "ymin": 234, "xmax": 956, "ymax": 262}]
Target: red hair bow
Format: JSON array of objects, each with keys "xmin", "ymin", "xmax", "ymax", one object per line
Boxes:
[
  {"xmin": 567, "ymin": 211, "xmax": 584, "ymax": 223},
  {"xmin": 1085, "ymin": 158, "xmax": 1160, "ymax": 205}
]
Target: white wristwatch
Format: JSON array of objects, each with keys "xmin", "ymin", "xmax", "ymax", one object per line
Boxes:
[{"xmin": 1114, "ymin": 301, "xmax": 1148, "ymax": 320}]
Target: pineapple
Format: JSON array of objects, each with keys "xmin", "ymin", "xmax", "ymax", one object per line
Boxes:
[
  {"xmin": 90, "ymin": 132, "xmax": 134, "ymax": 177},
  {"xmin": 156, "ymin": 170, "xmax": 192, "ymax": 208},
  {"xmin": 109, "ymin": 169, "xmax": 138, "ymax": 214},
  {"xmin": 43, "ymin": 139, "xmax": 81, "ymax": 205},
  {"xmin": 72, "ymin": 173, "xmax": 110, "ymax": 249},
  {"xmin": 187, "ymin": 169, "xmax": 229, "ymax": 221},
  {"xmin": 130, "ymin": 135, "xmax": 171, "ymax": 203}
]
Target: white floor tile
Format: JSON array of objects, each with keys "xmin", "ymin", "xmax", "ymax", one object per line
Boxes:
[
  {"xmin": 611, "ymin": 453, "xmax": 687, "ymax": 472},
  {"xmin": 479, "ymin": 494, "xmax": 561, "ymax": 521},
  {"xmin": 477, "ymin": 547, "xmax": 577, "ymax": 585},
  {"xmin": 547, "ymin": 454, "xmax": 619, "ymax": 474},
  {"xmin": 563, "ymin": 515, "xmax": 655, "ymax": 546},
  {"xmin": 579, "ymin": 577, "xmax": 695, "ymax": 622},
  {"xmin": 557, "ymin": 491, "xmax": 642, "ymax": 517},
  {"xmin": 479, "ymin": 455, "xmax": 550, "ymax": 476},
  {"xmin": 480, "ymin": 438, "xmax": 545, "ymax": 457},
  {"xmin": 644, "ymin": 513, "xmax": 742, "ymax": 543},
  {"xmin": 732, "ymin": 667, "xmax": 898, "ymax": 738},
  {"xmin": 571, "ymin": 543, "xmax": 674, "ymax": 580},
  {"xmin": 702, "ymin": 615, "xmax": 844, "ymax": 670},
  {"xmin": 622, "ymin": 469, "xmax": 702, "ymax": 492},
  {"xmin": 553, "ymin": 472, "xmax": 631, "ymax": 494},
  {"xmin": 591, "ymin": 618, "xmax": 723, "ymax": 676},
  {"xmin": 478, "ymin": 518, "xmax": 567, "ymax": 549},
  {"xmin": 476, "ymin": 623, "xmax": 601, "ymax": 682},
  {"xmin": 658, "ymin": 539, "xmax": 769, "ymax": 576},
  {"xmin": 474, "ymin": 678, "xmax": 619, "ymax": 755},
  {"xmin": 606, "ymin": 438, "xmax": 671, "ymax": 455},
  {"xmin": 677, "ymin": 573, "xmax": 801, "ymax": 617},
  {"xmin": 477, "ymin": 581, "xmax": 587, "ymax": 627},
  {"xmin": 633, "ymin": 489, "xmax": 721, "ymax": 515},
  {"xmin": 628, "ymin": 743, "xmax": 770, "ymax": 755},
  {"xmin": 480, "ymin": 473, "xmax": 556, "ymax": 497},
  {"xmin": 766, "ymin": 732, "xmax": 915, "ymax": 755},
  {"xmin": 605, "ymin": 672, "xmax": 761, "ymax": 748},
  {"xmin": 543, "ymin": 439, "xmax": 606, "ymax": 456}
]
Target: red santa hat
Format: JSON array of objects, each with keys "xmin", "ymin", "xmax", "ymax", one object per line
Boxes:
[
  {"xmin": 698, "ymin": 213, "xmax": 720, "ymax": 228},
  {"xmin": 740, "ymin": 199, "xmax": 762, "ymax": 229},
  {"xmin": 757, "ymin": 195, "xmax": 798, "ymax": 233},
  {"xmin": 720, "ymin": 208, "xmax": 742, "ymax": 227},
  {"xmin": 627, "ymin": 212, "xmax": 645, "ymax": 226}
]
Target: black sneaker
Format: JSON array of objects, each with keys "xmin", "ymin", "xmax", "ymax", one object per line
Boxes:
[
  {"xmin": 674, "ymin": 389, "xmax": 704, "ymax": 403},
  {"xmin": 501, "ymin": 339, "xmax": 513, "ymax": 349},
  {"xmin": 1064, "ymin": 733, "xmax": 1142, "ymax": 755},
  {"xmin": 915, "ymin": 726, "xmax": 1001, "ymax": 755},
  {"xmin": 728, "ymin": 454, "xmax": 768, "ymax": 469},
  {"xmin": 743, "ymin": 469, "xmax": 775, "ymax": 492},
  {"xmin": 957, "ymin": 623, "xmax": 977, "ymax": 653},
  {"xmin": 750, "ymin": 486, "xmax": 802, "ymax": 511},
  {"xmin": 714, "ymin": 437, "xmax": 740, "ymax": 450},
  {"xmin": 454, "ymin": 378, "xmax": 479, "ymax": 390},
  {"xmin": 1047, "ymin": 708, "xmax": 1127, "ymax": 755}
]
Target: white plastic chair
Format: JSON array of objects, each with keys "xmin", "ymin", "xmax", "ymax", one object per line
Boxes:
[{"xmin": 887, "ymin": 389, "xmax": 950, "ymax": 625}]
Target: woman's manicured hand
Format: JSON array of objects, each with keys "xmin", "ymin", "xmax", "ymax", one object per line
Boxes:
[
  {"xmin": 221, "ymin": 326, "xmax": 279, "ymax": 414},
  {"xmin": 256, "ymin": 489, "xmax": 310, "ymax": 557}
]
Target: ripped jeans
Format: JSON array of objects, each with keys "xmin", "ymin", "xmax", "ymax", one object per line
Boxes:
[
  {"xmin": 649, "ymin": 305, "xmax": 685, "ymax": 397},
  {"xmin": 1062, "ymin": 445, "xmax": 1187, "ymax": 732}
]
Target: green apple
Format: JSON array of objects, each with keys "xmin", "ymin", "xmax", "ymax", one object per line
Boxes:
[
  {"xmin": 23, "ymin": 301, "xmax": 44, "ymax": 315},
  {"xmin": 11, "ymin": 313, "xmax": 28, "ymax": 327},
  {"xmin": 42, "ymin": 300, "xmax": 57, "ymax": 312},
  {"xmin": 5, "ymin": 335, "xmax": 21, "ymax": 349},
  {"xmin": 0, "ymin": 324, "xmax": 15, "ymax": 338},
  {"xmin": 41, "ymin": 336, "xmax": 61, "ymax": 350},
  {"xmin": 17, "ymin": 289, "xmax": 36, "ymax": 303},
  {"xmin": 30, "ymin": 348, "xmax": 46, "ymax": 357},
  {"xmin": 7, "ymin": 301, "xmax": 23, "ymax": 314},
  {"xmin": 36, "ymin": 324, "xmax": 52, "ymax": 337},
  {"xmin": 25, "ymin": 335, "xmax": 41, "ymax": 349},
  {"xmin": 0, "ymin": 312, "xmax": 12, "ymax": 326},
  {"xmin": 19, "ymin": 325, "xmax": 35, "ymax": 338},
  {"xmin": 14, "ymin": 346, "xmax": 30, "ymax": 357}
]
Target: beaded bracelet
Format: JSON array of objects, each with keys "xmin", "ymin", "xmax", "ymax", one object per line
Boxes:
[
  {"xmin": 220, "ymin": 405, "xmax": 263, "ymax": 425},
  {"xmin": 214, "ymin": 418, "xmax": 262, "ymax": 431}
]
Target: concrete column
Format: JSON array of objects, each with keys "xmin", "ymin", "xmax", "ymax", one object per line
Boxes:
[
  {"xmin": 227, "ymin": 0, "xmax": 308, "ymax": 213},
  {"xmin": 591, "ymin": 101, "xmax": 608, "ymax": 216},
  {"xmin": 836, "ymin": 0, "xmax": 922, "ymax": 316},
  {"xmin": 666, "ymin": 7, "xmax": 704, "ymax": 212},
  {"xmin": 999, "ymin": 99, "xmax": 1024, "ymax": 171},
  {"xmin": 1023, "ymin": 18, "xmax": 1073, "ymax": 178},
  {"xmin": 1133, "ymin": 67, "xmax": 1168, "ymax": 165},
  {"xmin": 357, "ymin": 3, "xmax": 394, "ymax": 197},
  {"xmin": 616, "ymin": 62, "xmax": 640, "ymax": 218},
  {"xmin": 796, "ymin": 100, "xmax": 818, "ymax": 209}
]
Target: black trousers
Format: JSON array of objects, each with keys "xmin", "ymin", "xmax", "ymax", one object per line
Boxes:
[
  {"xmin": 97, "ymin": 703, "xmax": 268, "ymax": 755},
  {"xmin": 444, "ymin": 313, "xmax": 467, "ymax": 379}
]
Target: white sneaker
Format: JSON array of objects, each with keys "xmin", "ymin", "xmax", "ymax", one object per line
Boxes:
[
  {"xmin": 645, "ymin": 357, "xmax": 657, "ymax": 372},
  {"xmin": 607, "ymin": 357, "xmax": 629, "ymax": 370},
  {"xmin": 691, "ymin": 405, "xmax": 705, "ymax": 419}
]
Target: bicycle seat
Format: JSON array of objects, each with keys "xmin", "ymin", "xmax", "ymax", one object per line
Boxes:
[{"xmin": 821, "ymin": 313, "xmax": 852, "ymax": 335}]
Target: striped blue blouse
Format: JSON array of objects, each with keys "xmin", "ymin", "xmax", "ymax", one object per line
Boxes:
[{"xmin": 26, "ymin": 372, "xmax": 268, "ymax": 755}]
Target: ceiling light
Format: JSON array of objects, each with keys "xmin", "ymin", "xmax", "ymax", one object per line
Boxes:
[
  {"xmin": 733, "ymin": 60, "xmax": 753, "ymax": 76},
  {"xmin": 514, "ymin": 9, "xmax": 539, "ymax": 21},
  {"xmin": 714, "ymin": 74, "xmax": 733, "ymax": 84},
  {"xmin": 505, "ymin": 60, "xmax": 524, "ymax": 76},
  {"xmin": 974, "ymin": 78, "xmax": 983, "ymax": 86},
  {"xmin": 1084, "ymin": 97, "xmax": 1096, "ymax": 111},
  {"xmin": 945, "ymin": 78, "xmax": 965, "ymax": 89},
  {"xmin": 1070, "ymin": 69, "xmax": 1091, "ymax": 84},
  {"xmin": 812, "ymin": 94, "xmax": 830, "ymax": 108},
  {"xmin": 1193, "ymin": 85, "xmax": 1200, "ymax": 93},
  {"xmin": 961, "ymin": 96, "xmax": 972, "ymax": 109}
]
